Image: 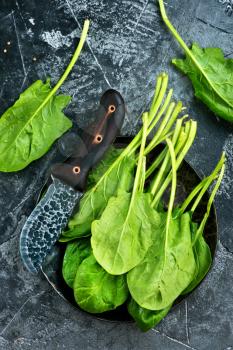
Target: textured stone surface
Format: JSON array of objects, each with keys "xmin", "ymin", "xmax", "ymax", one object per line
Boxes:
[{"xmin": 0, "ymin": 0, "xmax": 233, "ymax": 349}]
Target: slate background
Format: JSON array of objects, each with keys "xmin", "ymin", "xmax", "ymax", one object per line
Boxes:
[{"xmin": 0, "ymin": 0, "xmax": 233, "ymax": 349}]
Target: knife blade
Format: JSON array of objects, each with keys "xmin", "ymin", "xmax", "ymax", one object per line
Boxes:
[{"xmin": 20, "ymin": 89, "xmax": 125, "ymax": 273}]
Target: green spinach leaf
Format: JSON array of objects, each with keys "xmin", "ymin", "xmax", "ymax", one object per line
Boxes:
[
  {"xmin": 128, "ymin": 298, "xmax": 171, "ymax": 332},
  {"xmin": 62, "ymin": 156, "xmax": 135, "ymax": 240},
  {"xmin": 91, "ymin": 191, "xmax": 161, "ymax": 275},
  {"xmin": 183, "ymin": 234, "xmax": 212, "ymax": 295},
  {"xmin": 87, "ymin": 146, "xmax": 122, "ymax": 188},
  {"xmin": 127, "ymin": 212, "xmax": 196, "ymax": 310},
  {"xmin": 159, "ymin": 0, "xmax": 233, "ymax": 122},
  {"xmin": 74, "ymin": 254, "xmax": 129, "ymax": 313},
  {"xmin": 62, "ymin": 238, "xmax": 91, "ymax": 289},
  {"xmin": 0, "ymin": 20, "xmax": 89, "ymax": 171}
]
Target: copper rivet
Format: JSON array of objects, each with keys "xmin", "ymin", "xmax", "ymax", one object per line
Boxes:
[
  {"xmin": 108, "ymin": 104, "xmax": 116, "ymax": 113},
  {"xmin": 73, "ymin": 166, "xmax": 81, "ymax": 174},
  {"xmin": 95, "ymin": 134, "xmax": 103, "ymax": 143}
]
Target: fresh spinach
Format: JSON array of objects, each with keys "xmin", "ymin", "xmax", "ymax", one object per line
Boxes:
[
  {"xmin": 0, "ymin": 20, "xmax": 89, "ymax": 172},
  {"xmin": 159, "ymin": 0, "xmax": 233, "ymax": 122},
  {"xmin": 62, "ymin": 238, "xmax": 91, "ymax": 288},
  {"xmin": 91, "ymin": 113, "xmax": 162, "ymax": 275},
  {"xmin": 60, "ymin": 72, "xmax": 225, "ymax": 331},
  {"xmin": 91, "ymin": 190, "xmax": 161, "ymax": 275},
  {"xmin": 128, "ymin": 298, "xmax": 171, "ymax": 332},
  {"xmin": 73, "ymin": 254, "xmax": 129, "ymax": 313},
  {"xmin": 61, "ymin": 155, "xmax": 135, "ymax": 241},
  {"xmin": 127, "ymin": 212, "xmax": 196, "ymax": 310},
  {"xmin": 87, "ymin": 146, "xmax": 123, "ymax": 188}
]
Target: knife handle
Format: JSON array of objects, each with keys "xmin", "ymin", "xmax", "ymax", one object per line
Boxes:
[{"xmin": 51, "ymin": 89, "xmax": 125, "ymax": 191}]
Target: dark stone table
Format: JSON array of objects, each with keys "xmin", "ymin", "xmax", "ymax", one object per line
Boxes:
[{"xmin": 0, "ymin": 0, "xmax": 233, "ymax": 349}]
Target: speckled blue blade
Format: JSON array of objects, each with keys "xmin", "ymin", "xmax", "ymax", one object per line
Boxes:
[{"xmin": 20, "ymin": 178, "xmax": 82, "ymax": 273}]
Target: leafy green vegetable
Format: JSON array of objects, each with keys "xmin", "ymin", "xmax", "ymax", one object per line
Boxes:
[
  {"xmin": 127, "ymin": 212, "xmax": 196, "ymax": 310},
  {"xmin": 73, "ymin": 254, "xmax": 129, "ymax": 313},
  {"xmin": 183, "ymin": 160, "xmax": 225, "ymax": 294},
  {"xmin": 91, "ymin": 113, "xmax": 161, "ymax": 275},
  {"xmin": 62, "ymin": 155, "xmax": 135, "ymax": 240},
  {"xmin": 87, "ymin": 146, "xmax": 123, "ymax": 188},
  {"xmin": 183, "ymin": 234, "xmax": 212, "ymax": 295},
  {"xmin": 158, "ymin": 0, "xmax": 233, "ymax": 122},
  {"xmin": 0, "ymin": 20, "xmax": 89, "ymax": 172},
  {"xmin": 60, "ymin": 72, "xmax": 225, "ymax": 331},
  {"xmin": 91, "ymin": 191, "xmax": 161, "ymax": 275},
  {"xmin": 62, "ymin": 238, "xmax": 91, "ymax": 288},
  {"xmin": 128, "ymin": 298, "xmax": 171, "ymax": 332}
]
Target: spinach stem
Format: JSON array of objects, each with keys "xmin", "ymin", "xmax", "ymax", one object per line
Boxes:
[
  {"xmin": 128, "ymin": 74, "xmax": 170, "ymax": 157},
  {"xmin": 144, "ymin": 101, "xmax": 175, "ymax": 156},
  {"xmin": 164, "ymin": 138, "xmax": 177, "ymax": 260},
  {"xmin": 131, "ymin": 113, "xmax": 149, "ymax": 199},
  {"xmin": 139, "ymin": 157, "xmax": 146, "ymax": 192},
  {"xmin": 81, "ymin": 73, "xmax": 169, "ymax": 202},
  {"xmin": 190, "ymin": 153, "xmax": 225, "ymax": 214},
  {"xmin": 152, "ymin": 120, "xmax": 197, "ymax": 208},
  {"xmin": 177, "ymin": 177, "xmax": 212, "ymax": 216},
  {"xmin": 192, "ymin": 161, "xmax": 225, "ymax": 245},
  {"xmin": 33, "ymin": 20, "xmax": 89, "ymax": 119},
  {"xmin": 150, "ymin": 118, "xmax": 182, "ymax": 196},
  {"xmin": 149, "ymin": 73, "xmax": 169, "ymax": 122},
  {"xmin": 145, "ymin": 117, "xmax": 187, "ymax": 178}
]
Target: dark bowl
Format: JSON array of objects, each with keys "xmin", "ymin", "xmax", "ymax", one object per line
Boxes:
[{"xmin": 41, "ymin": 136, "xmax": 217, "ymax": 322}]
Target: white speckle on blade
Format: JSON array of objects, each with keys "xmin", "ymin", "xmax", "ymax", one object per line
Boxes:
[
  {"xmin": 29, "ymin": 18, "xmax": 35, "ymax": 25},
  {"xmin": 41, "ymin": 28, "xmax": 80, "ymax": 50}
]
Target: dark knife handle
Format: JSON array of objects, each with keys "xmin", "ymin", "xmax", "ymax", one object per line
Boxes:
[{"xmin": 51, "ymin": 89, "xmax": 125, "ymax": 191}]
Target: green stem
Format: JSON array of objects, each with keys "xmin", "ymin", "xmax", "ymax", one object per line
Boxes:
[
  {"xmin": 139, "ymin": 156, "xmax": 146, "ymax": 192},
  {"xmin": 193, "ymin": 161, "xmax": 225, "ymax": 245},
  {"xmin": 164, "ymin": 138, "xmax": 177, "ymax": 252},
  {"xmin": 152, "ymin": 120, "xmax": 197, "ymax": 208},
  {"xmin": 159, "ymin": 102, "xmax": 183, "ymax": 141},
  {"xmin": 177, "ymin": 177, "xmax": 209, "ymax": 216},
  {"xmin": 146, "ymin": 147, "xmax": 167, "ymax": 178},
  {"xmin": 131, "ymin": 113, "xmax": 149, "ymax": 200},
  {"xmin": 149, "ymin": 75, "xmax": 163, "ymax": 116},
  {"xmin": 145, "ymin": 117, "xmax": 186, "ymax": 178},
  {"xmin": 128, "ymin": 73, "xmax": 169, "ymax": 158},
  {"xmin": 50, "ymin": 20, "xmax": 89, "ymax": 95},
  {"xmin": 150, "ymin": 118, "xmax": 183, "ymax": 196},
  {"xmin": 149, "ymin": 73, "xmax": 169, "ymax": 122},
  {"xmin": 190, "ymin": 153, "xmax": 225, "ymax": 213},
  {"xmin": 144, "ymin": 101, "xmax": 175, "ymax": 156},
  {"xmin": 39, "ymin": 20, "xmax": 89, "ymax": 113}
]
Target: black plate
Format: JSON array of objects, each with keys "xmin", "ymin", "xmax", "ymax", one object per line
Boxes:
[{"xmin": 41, "ymin": 137, "xmax": 217, "ymax": 322}]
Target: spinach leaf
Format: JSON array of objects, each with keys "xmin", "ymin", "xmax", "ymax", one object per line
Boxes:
[
  {"xmin": 128, "ymin": 298, "xmax": 171, "ymax": 332},
  {"xmin": 87, "ymin": 146, "xmax": 122, "ymax": 188},
  {"xmin": 0, "ymin": 20, "xmax": 89, "ymax": 172},
  {"xmin": 92, "ymin": 113, "xmax": 160, "ymax": 275},
  {"xmin": 74, "ymin": 254, "xmax": 129, "ymax": 313},
  {"xmin": 183, "ymin": 234, "xmax": 212, "ymax": 295},
  {"xmin": 91, "ymin": 191, "xmax": 161, "ymax": 275},
  {"xmin": 62, "ymin": 238, "xmax": 91, "ymax": 289},
  {"xmin": 173, "ymin": 44, "xmax": 233, "ymax": 123},
  {"xmin": 159, "ymin": 0, "xmax": 233, "ymax": 123},
  {"xmin": 127, "ymin": 212, "xmax": 196, "ymax": 310},
  {"xmin": 63, "ymin": 155, "xmax": 135, "ymax": 239}
]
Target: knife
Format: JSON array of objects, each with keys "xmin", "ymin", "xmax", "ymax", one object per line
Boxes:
[{"xmin": 20, "ymin": 89, "xmax": 125, "ymax": 273}]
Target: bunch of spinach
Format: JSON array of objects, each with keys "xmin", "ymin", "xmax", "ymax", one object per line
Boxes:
[
  {"xmin": 61, "ymin": 73, "xmax": 225, "ymax": 331},
  {"xmin": 0, "ymin": 20, "xmax": 89, "ymax": 172},
  {"xmin": 158, "ymin": 0, "xmax": 233, "ymax": 123}
]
